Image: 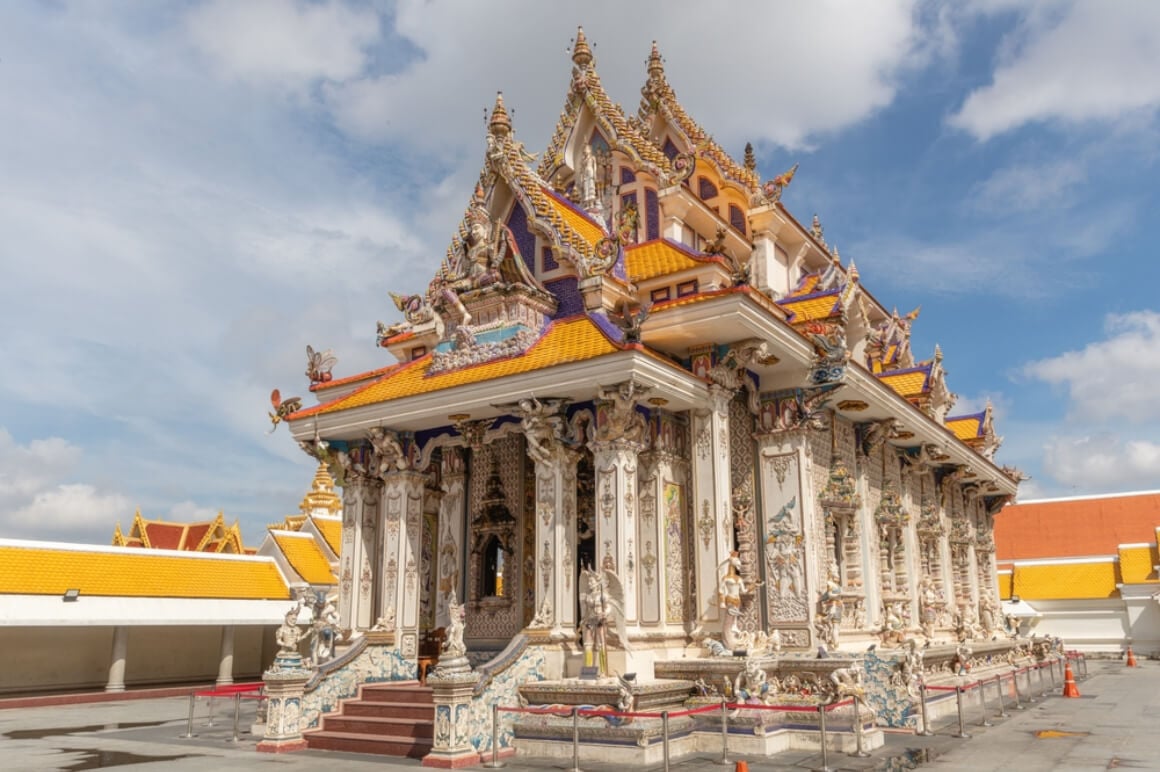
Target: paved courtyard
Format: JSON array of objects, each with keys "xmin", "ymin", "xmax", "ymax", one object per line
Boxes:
[{"xmin": 0, "ymin": 661, "xmax": 1151, "ymax": 771}]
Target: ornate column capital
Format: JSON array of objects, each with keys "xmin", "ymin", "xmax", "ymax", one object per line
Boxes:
[{"xmin": 589, "ymin": 380, "xmax": 650, "ymax": 452}]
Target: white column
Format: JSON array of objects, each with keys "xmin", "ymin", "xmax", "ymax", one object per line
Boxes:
[
  {"xmin": 530, "ymin": 445, "xmax": 580, "ymax": 638},
  {"xmin": 106, "ymin": 626, "xmax": 127, "ymax": 693},
  {"xmin": 336, "ymin": 469, "xmax": 382, "ymax": 632},
  {"xmin": 435, "ymin": 447, "xmax": 467, "ymax": 629},
  {"xmin": 216, "ymin": 625, "xmax": 235, "ymax": 687},
  {"xmin": 590, "ymin": 440, "xmax": 643, "ymax": 623},
  {"xmin": 689, "ymin": 385, "xmax": 734, "ymax": 635},
  {"xmin": 383, "ymin": 469, "xmax": 427, "ymax": 661}
]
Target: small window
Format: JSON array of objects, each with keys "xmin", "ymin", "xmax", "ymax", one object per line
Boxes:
[
  {"xmin": 697, "ymin": 176, "xmax": 718, "ymax": 201},
  {"xmin": 411, "ymin": 346, "xmax": 426, "ymax": 360},
  {"xmin": 650, "ymin": 287, "xmax": 672, "ymax": 304},
  {"xmin": 620, "ymin": 167, "xmax": 636, "ymax": 185},
  {"xmin": 662, "ymin": 137, "xmax": 680, "ymax": 161},
  {"xmin": 677, "ymin": 280, "xmax": 699, "ymax": 298},
  {"xmin": 729, "ymin": 204, "xmax": 747, "ymax": 235},
  {"xmin": 481, "ymin": 535, "xmax": 505, "ymax": 598}
]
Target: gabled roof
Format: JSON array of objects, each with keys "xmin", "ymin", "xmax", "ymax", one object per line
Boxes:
[
  {"xmin": 996, "ymin": 491, "xmax": 1160, "ymax": 561},
  {"xmin": 0, "ymin": 540, "xmax": 290, "ymax": 600},
  {"xmin": 624, "ymin": 239, "xmax": 725, "ymax": 282},
  {"xmin": 539, "ymin": 28, "xmax": 673, "ymax": 184},
  {"xmin": 945, "ymin": 411, "xmax": 985, "ymax": 441},
  {"xmin": 291, "ymin": 315, "xmax": 625, "ymax": 419},
  {"xmin": 633, "ymin": 41, "xmax": 759, "ymax": 192},
  {"xmin": 876, "ymin": 363, "xmax": 932, "ymax": 400},
  {"xmin": 269, "ymin": 531, "xmax": 336, "ymax": 585},
  {"xmin": 113, "ymin": 510, "xmax": 245, "ymax": 554}
]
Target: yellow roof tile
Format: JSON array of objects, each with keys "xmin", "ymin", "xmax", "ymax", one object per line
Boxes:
[
  {"xmin": 997, "ymin": 572, "xmax": 1013, "ymax": 599},
  {"xmin": 625, "ymin": 241, "xmax": 712, "ymax": 281},
  {"xmin": 543, "ymin": 190, "xmax": 605, "ymax": 247},
  {"xmin": 1118, "ymin": 545, "xmax": 1157, "ymax": 583},
  {"xmin": 1013, "ymin": 561, "xmax": 1118, "ymax": 600},
  {"xmin": 300, "ymin": 317, "xmax": 620, "ymax": 417},
  {"xmin": 946, "ymin": 416, "xmax": 982, "ymax": 441},
  {"xmin": 272, "ymin": 533, "xmax": 336, "ymax": 585},
  {"xmin": 0, "ymin": 544, "xmax": 291, "ymax": 600},
  {"xmin": 780, "ymin": 294, "xmax": 839, "ymax": 323},
  {"xmin": 878, "ymin": 370, "xmax": 929, "ymax": 398},
  {"xmin": 312, "ymin": 517, "xmax": 342, "ymax": 555}
]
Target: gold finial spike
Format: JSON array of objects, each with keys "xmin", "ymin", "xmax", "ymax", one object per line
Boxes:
[
  {"xmin": 572, "ymin": 26, "xmax": 592, "ymax": 68},
  {"xmin": 647, "ymin": 39, "xmax": 664, "ymax": 78},
  {"xmin": 488, "ymin": 91, "xmax": 511, "ymax": 137},
  {"xmin": 934, "ymin": 344, "xmax": 943, "ymax": 363},
  {"xmin": 744, "ymin": 142, "xmax": 756, "ymax": 172}
]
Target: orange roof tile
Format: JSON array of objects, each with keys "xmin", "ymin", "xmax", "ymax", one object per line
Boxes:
[
  {"xmin": 542, "ymin": 188, "xmax": 605, "ymax": 247},
  {"xmin": 0, "ymin": 543, "xmax": 291, "ymax": 600},
  {"xmin": 625, "ymin": 240, "xmax": 719, "ymax": 282},
  {"xmin": 996, "ymin": 491, "xmax": 1160, "ymax": 560},
  {"xmin": 1118, "ymin": 545, "xmax": 1157, "ymax": 583},
  {"xmin": 877, "ymin": 368, "xmax": 930, "ymax": 399},
  {"xmin": 294, "ymin": 317, "xmax": 621, "ymax": 418}
]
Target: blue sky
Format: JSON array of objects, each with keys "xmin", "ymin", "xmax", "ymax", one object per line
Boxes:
[{"xmin": 2, "ymin": 0, "xmax": 1158, "ymax": 546}]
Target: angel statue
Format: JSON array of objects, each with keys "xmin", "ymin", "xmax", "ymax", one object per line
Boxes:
[
  {"xmin": 717, "ymin": 551, "xmax": 760, "ymax": 651},
  {"xmin": 579, "ymin": 566, "xmax": 629, "ymax": 677}
]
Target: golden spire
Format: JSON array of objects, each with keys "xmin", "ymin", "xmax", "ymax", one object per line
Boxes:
[
  {"xmin": 488, "ymin": 91, "xmax": 511, "ymax": 138},
  {"xmin": 300, "ymin": 462, "xmax": 342, "ymax": 515},
  {"xmin": 572, "ymin": 26, "xmax": 592, "ymax": 68},
  {"xmin": 647, "ymin": 39, "xmax": 664, "ymax": 79}
]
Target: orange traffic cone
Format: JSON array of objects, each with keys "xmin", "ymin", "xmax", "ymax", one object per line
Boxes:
[
  {"xmin": 734, "ymin": 762, "xmax": 749, "ymax": 772},
  {"xmin": 1126, "ymin": 646, "xmax": 1138, "ymax": 667},
  {"xmin": 1062, "ymin": 662, "xmax": 1080, "ymax": 698}
]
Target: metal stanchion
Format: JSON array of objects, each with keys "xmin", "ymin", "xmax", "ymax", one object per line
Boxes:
[
  {"xmin": 1011, "ymin": 669, "xmax": 1024, "ymax": 710},
  {"xmin": 1036, "ymin": 662, "xmax": 1046, "ymax": 695},
  {"xmin": 180, "ymin": 693, "xmax": 197, "ymax": 738},
  {"xmin": 206, "ymin": 696, "xmax": 215, "ymax": 727},
  {"xmin": 229, "ymin": 693, "xmax": 242, "ymax": 743},
  {"xmin": 815, "ymin": 704, "xmax": 833, "ymax": 772},
  {"xmin": 850, "ymin": 695, "xmax": 870, "ymax": 758},
  {"xmin": 568, "ymin": 707, "xmax": 581, "ymax": 772},
  {"xmin": 1081, "ymin": 654, "xmax": 1089, "ymax": 679},
  {"xmin": 482, "ymin": 704, "xmax": 506, "ymax": 768},
  {"xmin": 977, "ymin": 682, "xmax": 993, "ymax": 727},
  {"xmin": 714, "ymin": 698, "xmax": 730, "ymax": 766},
  {"xmin": 1048, "ymin": 659, "xmax": 1058, "ymax": 689},
  {"xmin": 916, "ymin": 682, "xmax": 934, "ymax": 736},
  {"xmin": 661, "ymin": 711, "xmax": 671, "ymax": 772},
  {"xmin": 993, "ymin": 675, "xmax": 1008, "ymax": 718},
  {"xmin": 952, "ymin": 686, "xmax": 971, "ymax": 739}
]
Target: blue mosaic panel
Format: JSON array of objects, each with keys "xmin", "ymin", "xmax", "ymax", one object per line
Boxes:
[
  {"xmin": 620, "ymin": 167, "xmax": 636, "ymax": 185},
  {"xmin": 541, "ymin": 245, "xmax": 559, "ymax": 272},
  {"xmin": 546, "ymin": 276, "xmax": 583, "ymax": 318},
  {"xmin": 645, "ymin": 188, "xmax": 660, "ymax": 241},
  {"xmin": 506, "ymin": 203, "xmax": 536, "ymax": 274}
]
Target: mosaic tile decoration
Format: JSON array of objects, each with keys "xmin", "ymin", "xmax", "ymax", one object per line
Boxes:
[{"xmin": 301, "ymin": 643, "xmax": 416, "ymax": 729}]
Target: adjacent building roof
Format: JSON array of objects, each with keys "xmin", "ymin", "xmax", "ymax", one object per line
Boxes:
[
  {"xmin": 996, "ymin": 491, "xmax": 1160, "ymax": 560},
  {"xmin": 0, "ymin": 540, "xmax": 291, "ymax": 600},
  {"xmin": 113, "ymin": 510, "xmax": 247, "ymax": 554},
  {"xmin": 269, "ymin": 531, "xmax": 336, "ymax": 585}
]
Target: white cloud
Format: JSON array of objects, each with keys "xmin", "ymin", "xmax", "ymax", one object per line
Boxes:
[
  {"xmin": 327, "ymin": 0, "xmax": 935, "ymax": 153},
  {"xmin": 971, "ymin": 158, "xmax": 1086, "ymax": 214},
  {"xmin": 0, "ymin": 430, "xmax": 132, "ymax": 540},
  {"xmin": 186, "ymin": 0, "xmax": 381, "ymax": 89},
  {"xmin": 951, "ymin": 1, "xmax": 1160, "ymax": 140},
  {"xmin": 1041, "ymin": 434, "xmax": 1160, "ymax": 491},
  {"xmin": 1023, "ymin": 311, "xmax": 1160, "ymax": 422}
]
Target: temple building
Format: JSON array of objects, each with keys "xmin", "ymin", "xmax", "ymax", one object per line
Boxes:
[
  {"xmin": 272, "ymin": 30, "xmax": 1023, "ymax": 762},
  {"xmin": 997, "ymin": 490, "xmax": 1160, "ymax": 654}
]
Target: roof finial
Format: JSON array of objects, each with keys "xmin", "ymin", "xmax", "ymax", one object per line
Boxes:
[
  {"xmin": 811, "ymin": 213, "xmax": 825, "ymax": 244},
  {"xmin": 744, "ymin": 142, "xmax": 756, "ymax": 173},
  {"xmin": 934, "ymin": 344, "xmax": 943, "ymax": 364},
  {"xmin": 647, "ymin": 40, "xmax": 664, "ymax": 79},
  {"xmin": 572, "ymin": 27, "xmax": 592, "ymax": 68},
  {"xmin": 488, "ymin": 91, "xmax": 511, "ymax": 138}
]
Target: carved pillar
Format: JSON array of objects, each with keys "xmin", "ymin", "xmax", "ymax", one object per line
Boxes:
[
  {"xmin": 423, "ymin": 670, "xmax": 483, "ymax": 768},
  {"xmin": 435, "ymin": 447, "xmax": 467, "ymax": 629},
  {"xmin": 336, "ymin": 449, "xmax": 382, "ymax": 632},
  {"xmin": 637, "ymin": 409, "xmax": 690, "ymax": 637},
  {"xmin": 589, "ymin": 383, "xmax": 649, "ymax": 623},
  {"xmin": 382, "ymin": 468, "xmax": 428, "ymax": 661},
  {"xmin": 531, "ymin": 444, "xmax": 580, "ymax": 638},
  {"xmin": 755, "ymin": 429, "xmax": 813, "ymax": 649},
  {"xmin": 689, "ymin": 385, "xmax": 733, "ymax": 633}
]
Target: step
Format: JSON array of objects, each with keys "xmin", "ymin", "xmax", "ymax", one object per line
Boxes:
[
  {"xmin": 361, "ymin": 684, "xmax": 434, "ymax": 702},
  {"xmin": 321, "ymin": 714, "xmax": 434, "ymax": 738},
  {"xmin": 305, "ymin": 729, "xmax": 433, "ymax": 758},
  {"xmin": 342, "ymin": 700, "xmax": 433, "ymax": 720}
]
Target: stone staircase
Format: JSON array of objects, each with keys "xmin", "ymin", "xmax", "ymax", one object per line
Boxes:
[{"xmin": 305, "ymin": 681, "xmax": 434, "ymax": 758}]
